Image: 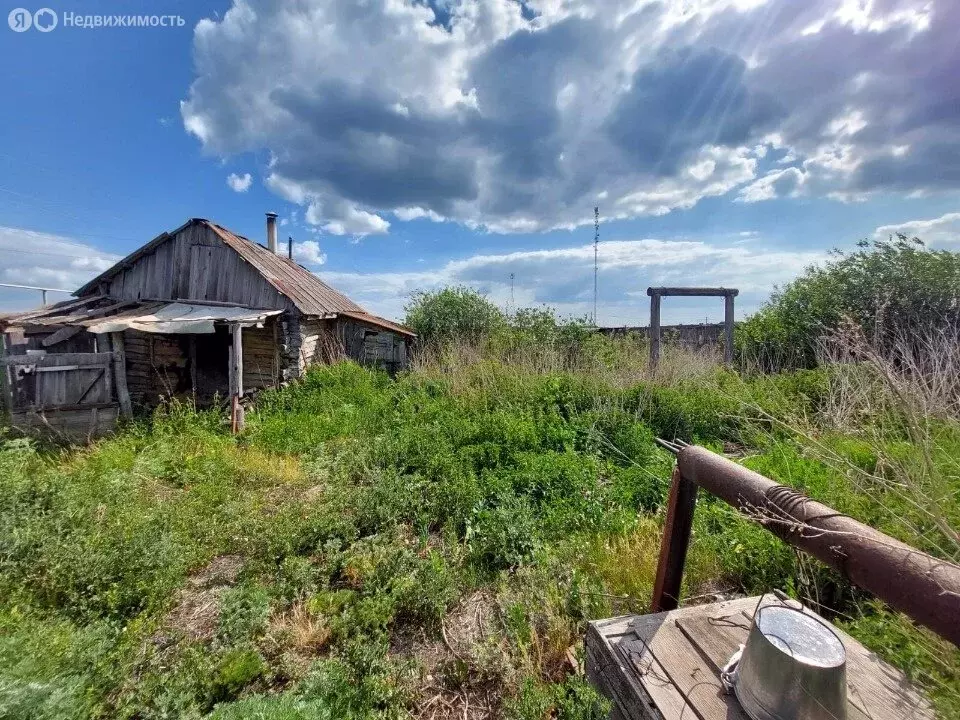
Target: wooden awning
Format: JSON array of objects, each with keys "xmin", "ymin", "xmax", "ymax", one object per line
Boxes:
[{"xmin": 84, "ymin": 303, "xmax": 282, "ymax": 334}]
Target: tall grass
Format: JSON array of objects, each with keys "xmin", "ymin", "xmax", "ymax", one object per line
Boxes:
[
  {"xmin": 1, "ymin": 325, "xmax": 958, "ymax": 717},
  {"xmin": 411, "ymin": 334, "xmax": 722, "ymax": 390}
]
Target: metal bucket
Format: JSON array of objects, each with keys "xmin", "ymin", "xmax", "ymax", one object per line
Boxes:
[{"xmin": 734, "ymin": 605, "xmax": 847, "ymax": 720}]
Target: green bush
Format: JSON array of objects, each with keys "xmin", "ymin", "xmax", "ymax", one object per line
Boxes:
[
  {"xmin": 467, "ymin": 494, "xmax": 541, "ymax": 571},
  {"xmin": 738, "ymin": 236, "xmax": 960, "ymax": 369},
  {"xmin": 404, "ymin": 286, "xmax": 507, "ymax": 346}
]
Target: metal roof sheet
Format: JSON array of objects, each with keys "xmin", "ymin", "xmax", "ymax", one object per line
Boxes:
[
  {"xmin": 335, "ymin": 310, "xmax": 417, "ymax": 337},
  {"xmin": 85, "ymin": 302, "xmax": 283, "ymax": 335},
  {"xmin": 203, "ymin": 221, "xmax": 368, "ymax": 316}
]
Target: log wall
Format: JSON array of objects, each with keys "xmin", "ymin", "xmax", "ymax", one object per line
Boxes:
[{"xmin": 242, "ymin": 324, "xmax": 279, "ymax": 391}]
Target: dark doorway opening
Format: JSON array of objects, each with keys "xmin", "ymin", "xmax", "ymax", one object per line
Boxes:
[{"xmin": 191, "ymin": 327, "xmax": 231, "ymax": 403}]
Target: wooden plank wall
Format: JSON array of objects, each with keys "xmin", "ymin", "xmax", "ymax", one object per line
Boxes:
[
  {"xmin": 242, "ymin": 324, "xmax": 278, "ymax": 390},
  {"xmin": 596, "ymin": 323, "xmax": 726, "ymax": 350},
  {"xmin": 3, "ymin": 352, "xmax": 120, "ymax": 439},
  {"xmin": 122, "ymin": 330, "xmax": 190, "ymax": 406},
  {"xmin": 3, "ymin": 326, "xmax": 97, "ymax": 354},
  {"xmin": 336, "ymin": 318, "xmax": 408, "ymax": 373},
  {"xmin": 123, "ymin": 330, "xmax": 153, "ymax": 405},
  {"xmin": 89, "ymin": 223, "xmax": 294, "ymax": 310}
]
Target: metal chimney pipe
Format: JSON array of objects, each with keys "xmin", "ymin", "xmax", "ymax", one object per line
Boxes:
[
  {"xmin": 288, "ymin": 236, "xmax": 293, "ymax": 260},
  {"xmin": 265, "ymin": 212, "xmax": 278, "ymax": 253}
]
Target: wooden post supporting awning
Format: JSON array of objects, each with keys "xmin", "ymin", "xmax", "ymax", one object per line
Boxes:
[
  {"xmin": 229, "ymin": 323, "xmax": 245, "ymax": 432},
  {"xmin": 646, "ymin": 287, "xmax": 739, "ymax": 369}
]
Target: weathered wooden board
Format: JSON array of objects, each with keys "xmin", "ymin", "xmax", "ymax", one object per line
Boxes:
[
  {"xmin": 241, "ymin": 323, "xmax": 278, "ymax": 390},
  {"xmin": 11, "ymin": 406, "xmax": 119, "ymax": 439},
  {"xmin": 5, "ymin": 350, "xmax": 120, "ymax": 439},
  {"xmin": 89, "ymin": 223, "xmax": 291, "ymax": 311},
  {"xmin": 586, "ymin": 595, "xmax": 936, "ymax": 720}
]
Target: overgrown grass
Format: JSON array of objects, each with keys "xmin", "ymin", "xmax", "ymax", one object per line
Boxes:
[{"xmin": 1, "ymin": 350, "xmax": 958, "ymax": 718}]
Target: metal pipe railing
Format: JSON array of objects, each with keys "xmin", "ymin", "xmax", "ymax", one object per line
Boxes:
[
  {"xmin": 0, "ymin": 282, "xmax": 72, "ymax": 307},
  {"xmin": 652, "ymin": 442, "xmax": 960, "ymax": 647}
]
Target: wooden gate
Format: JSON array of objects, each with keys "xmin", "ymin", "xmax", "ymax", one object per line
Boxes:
[{"xmin": 1, "ymin": 352, "xmax": 120, "ymax": 439}]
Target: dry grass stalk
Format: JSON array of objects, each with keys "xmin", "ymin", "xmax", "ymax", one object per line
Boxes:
[{"xmin": 410, "ymin": 337, "xmax": 721, "ymax": 391}]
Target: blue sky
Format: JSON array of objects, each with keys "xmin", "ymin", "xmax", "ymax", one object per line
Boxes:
[{"xmin": 2, "ymin": 0, "xmax": 959, "ymax": 323}]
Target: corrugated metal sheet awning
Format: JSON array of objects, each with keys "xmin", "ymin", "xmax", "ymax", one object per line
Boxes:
[{"xmin": 85, "ymin": 303, "xmax": 282, "ymax": 335}]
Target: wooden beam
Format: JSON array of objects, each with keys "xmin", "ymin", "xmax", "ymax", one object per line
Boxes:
[
  {"xmin": 723, "ymin": 293, "xmax": 735, "ymax": 365},
  {"xmin": 75, "ymin": 368, "xmax": 106, "ymax": 404},
  {"xmin": 232, "ymin": 325, "xmax": 243, "ymax": 397},
  {"xmin": 648, "ymin": 292, "xmax": 661, "ymax": 370},
  {"xmin": 20, "ymin": 401, "xmax": 119, "ymax": 413},
  {"xmin": 230, "ymin": 324, "xmax": 244, "ymax": 431},
  {"xmin": 75, "ymin": 299, "xmax": 140, "ymax": 322},
  {"xmin": 1, "ymin": 352, "xmax": 114, "ymax": 367},
  {"xmin": 41, "ymin": 325, "xmax": 82, "ymax": 348},
  {"xmin": 8, "ymin": 295, "xmax": 103, "ymax": 324},
  {"xmin": 651, "ymin": 466, "xmax": 698, "ymax": 612},
  {"xmin": 646, "ymin": 287, "xmax": 739, "ymax": 297},
  {"xmin": 109, "ymin": 332, "xmax": 133, "ymax": 418}
]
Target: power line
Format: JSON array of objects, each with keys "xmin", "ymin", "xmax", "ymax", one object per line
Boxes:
[{"xmin": 0, "ymin": 246, "xmax": 119, "ymax": 261}]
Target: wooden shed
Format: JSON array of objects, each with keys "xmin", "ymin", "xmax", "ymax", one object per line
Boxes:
[{"xmin": 0, "ymin": 216, "xmax": 415, "ymax": 438}]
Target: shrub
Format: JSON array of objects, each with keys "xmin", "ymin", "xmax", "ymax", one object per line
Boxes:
[
  {"xmin": 405, "ymin": 286, "xmax": 507, "ymax": 346},
  {"xmin": 467, "ymin": 494, "xmax": 541, "ymax": 571},
  {"xmin": 738, "ymin": 235, "xmax": 960, "ymax": 369}
]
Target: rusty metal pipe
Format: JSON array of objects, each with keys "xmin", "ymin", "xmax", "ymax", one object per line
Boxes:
[{"xmin": 677, "ymin": 445, "xmax": 960, "ymax": 646}]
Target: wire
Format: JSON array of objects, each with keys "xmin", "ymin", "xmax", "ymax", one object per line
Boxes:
[
  {"xmin": 0, "ymin": 246, "xmax": 119, "ymax": 261},
  {"xmin": 0, "ymin": 186, "xmax": 134, "ymax": 228}
]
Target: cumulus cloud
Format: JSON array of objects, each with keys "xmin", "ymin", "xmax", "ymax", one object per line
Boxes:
[
  {"xmin": 182, "ymin": 0, "xmax": 960, "ymax": 234},
  {"xmin": 874, "ymin": 212, "xmax": 960, "ymax": 247},
  {"xmin": 737, "ymin": 166, "xmax": 807, "ymax": 202},
  {"xmin": 319, "ymin": 235, "xmax": 825, "ymax": 322},
  {"xmin": 292, "ymin": 239, "xmax": 328, "ymax": 266},
  {"xmin": 226, "ymin": 172, "xmax": 253, "ymax": 192},
  {"xmin": 0, "ymin": 227, "xmax": 120, "ymax": 311}
]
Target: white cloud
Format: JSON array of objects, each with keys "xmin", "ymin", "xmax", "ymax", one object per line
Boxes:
[
  {"xmin": 319, "ymin": 234, "xmax": 825, "ymax": 322},
  {"xmin": 182, "ymin": 0, "xmax": 960, "ymax": 234},
  {"xmin": 737, "ymin": 166, "xmax": 807, "ymax": 202},
  {"xmin": 292, "ymin": 239, "xmax": 328, "ymax": 266},
  {"xmin": 874, "ymin": 212, "xmax": 960, "ymax": 247},
  {"xmin": 305, "ymin": 200, "xmax": 390, "ymax": 237},
  {"xmin": 226, "ymin": 172, "xmax": 253, "ymax": 193},
  {"xmin": 393, "ymin": 206, "xmax": 446, "ymax": 223},
  {"xmin": 0, "ymin": 227, "xmax": 121, "ymax": 311}
]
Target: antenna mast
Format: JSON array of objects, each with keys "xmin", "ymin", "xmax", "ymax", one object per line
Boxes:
[
  {"xmin": 509, "ymin": 272, "xmax": 515, "ymax": 314},
  {"xmin": 593, "ymin": 206, "xmax": 599, "ymax": 325}
]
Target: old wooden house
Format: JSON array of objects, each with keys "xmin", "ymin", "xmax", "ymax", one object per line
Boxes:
[{"xmin": 0, "ymin": 214, "xmax": 414, "ymax": 437}]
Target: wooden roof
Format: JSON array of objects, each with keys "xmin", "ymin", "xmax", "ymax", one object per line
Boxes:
[{"xmin": 73, "ymin": 219, "xmax": 415, "ymax": 336}]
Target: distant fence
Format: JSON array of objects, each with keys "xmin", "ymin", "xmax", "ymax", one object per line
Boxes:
[{"xmin": 596, "ymin": 323, "xmax": 726, "ymax": 351}]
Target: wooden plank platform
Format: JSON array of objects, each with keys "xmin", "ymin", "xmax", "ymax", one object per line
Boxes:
[{"xmin": 586, "ymin": 594, "xmax": 935, "ymax": 720}]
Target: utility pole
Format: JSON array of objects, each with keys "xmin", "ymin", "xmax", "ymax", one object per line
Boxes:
[
  {"xmin": 509, "ymin": 272, "xmax": 515, "ymax": 314},
  {"xmin": 593, "ymin": 206, "xmax": 600, "ymax": 326}
]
